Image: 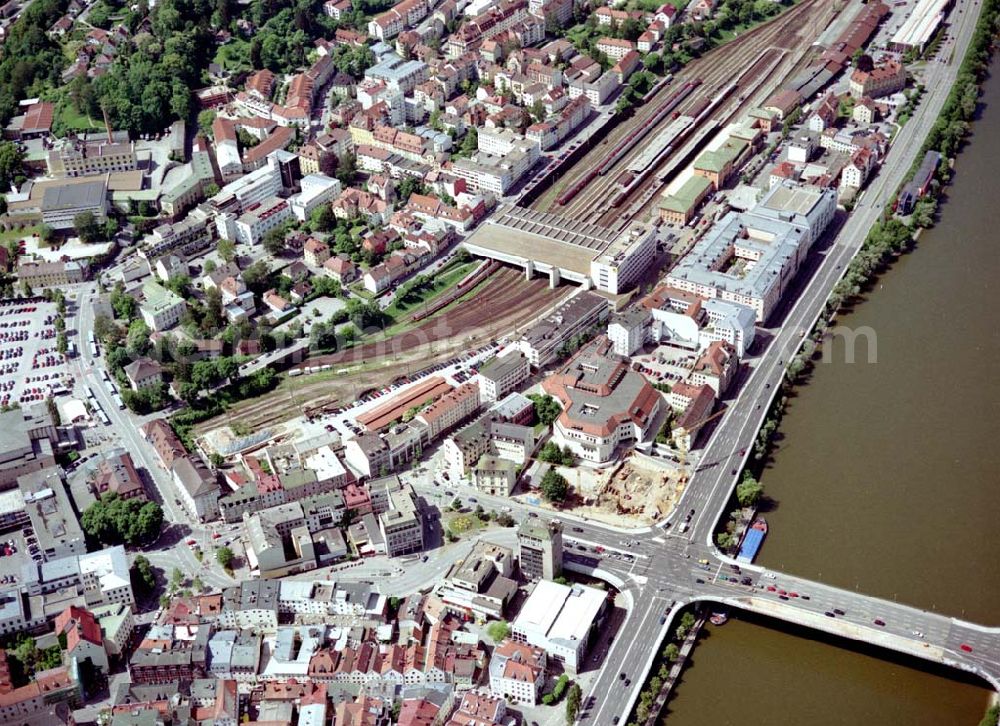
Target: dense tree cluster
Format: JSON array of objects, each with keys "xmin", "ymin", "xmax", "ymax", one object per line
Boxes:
[
  {"xmin": 5, "ymin": 635, "xmax": 62, "ymax": 684},
  {"xmin": 540, "ymin": 468, "xmax": 568, "ymax": 503},
  {"xmin": 130, "ymin": 554, "xmax": 157, "ymax": 596},
  {"xmin": 82, "ymin": 493, "xmax": 164, "ymax": 546},
  {"xmin": 538, "ymin": 441, "xmax": 574, "ymax": 466},
  {"xmin": 527, "ymin": 393, "xmax": 562, "ymax": 427},
  {"xmin": 735, "ymin": 473, "xmax": 763, "ymax": 507},
  {"xmin": 91, "ymin": 0, "xmax": 216, "ymax": 134},
  {"xmin": 0, "ymin": 142, "xmax": 26, "ymax": 191},
  {"xmin": 0, "ymin": 0, "xmax": 67, "ymax": 126}
]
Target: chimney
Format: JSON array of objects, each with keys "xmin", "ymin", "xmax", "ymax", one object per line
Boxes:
[{"xmin": 102, "ymin": 107, "xmax": 113, "ymax": 143}]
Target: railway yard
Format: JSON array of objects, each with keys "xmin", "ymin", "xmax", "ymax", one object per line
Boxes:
[
  {"xmin": 533, "ymin": 0, "xmax": 844, "ymax": 228},
  {"xmin": 194, "ymin": 267, "xmax": 568, "ymax": 434}
]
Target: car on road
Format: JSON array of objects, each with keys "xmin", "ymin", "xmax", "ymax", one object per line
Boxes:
[
  {"xmin": 825, "ymin": 611, "xmax": 835, "ymax": 617},
  {"xmin": 873, "ymin": 619, "xmax": 886, "ymax": 626},
  {"xmin": 960, "ymin": 644, "xmax": 973, "ymax": 653},
  {"xmin": 619, "ymin": 672, "xmax": 626, "ymax": 680},
  {"xmin": 695, "ymin": 578, "xmax": 705, "ymax": 584},
  {"xmin": 186, "ymin": 539, "xmax": 196, "ymax": 546},
  {"xmin": 833, "ymin": 608, "xmax": 846, "ymax": 616},
  {"xmin": 573, "ymin": 526, "xmax": 584, "ymax": 533}
]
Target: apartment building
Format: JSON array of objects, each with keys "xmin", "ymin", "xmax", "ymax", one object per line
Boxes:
[
  {"xmin": 140, "ymin": 208, "xmax": 213, "ymax": 260},
  {"xmin": 488, "ymin": 640, "xmax": 546, "ymax": 705},
  {"xmin": 607, "ymin": 309, "xmax": 650, "ymax": 357},
  {"xmin": 0, "ymin": 663, "xmax": 80, "ymax": 722},
  {"xmin": 172, "ymin": 456, "xmax": 220, "ymax": 522},
  {"xmin": 231, "ymin": 196, "xmax": 292, "ymax": 246},
  {"xmin": 139, "ymin": 280, "xmax": 186, "ymax": 331},
  {"xmin": 477, "ymin": 351, "xmax": 529, "ymax": 402},
  {"xmin": 379, "ymin": 484, "xmax": 423, "ymax": 557},
  {"xmin": 416, "ymin": 382, "xmax": 481, "ymax": 440}
]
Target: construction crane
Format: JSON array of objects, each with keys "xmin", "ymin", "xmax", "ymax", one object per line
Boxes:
[{"xmin": 673, "ymin": 407, "xmax": 728, "ymax": 484}]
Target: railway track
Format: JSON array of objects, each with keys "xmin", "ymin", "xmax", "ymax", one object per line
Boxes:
[
  {"xmin": 601, "ymin": 46, "xmax": 791, "ymax": 226},
  {"xmin": 545, "ymin": 0, "xmax": 831, "ymax": 222}
]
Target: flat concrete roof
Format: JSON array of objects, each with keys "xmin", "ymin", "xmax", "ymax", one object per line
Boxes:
[
  {"xmin": 758, "ymin": 184, "xmax": 826, "ymax": 215},
  {"xmin": 467, "ymin": 224, "xmax": 594, "ymax": 275},
  {"xmin": 465, "ymin": 203, "xmax": 622, "ymax": 277}
]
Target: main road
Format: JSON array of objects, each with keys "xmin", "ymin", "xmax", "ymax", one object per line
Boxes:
[{"xmin": 68, "ymin": 280, "xmax": 234, "ymax": 591}]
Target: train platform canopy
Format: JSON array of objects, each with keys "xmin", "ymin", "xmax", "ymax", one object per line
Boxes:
[{"xmin": 464, "ymin": 204, "xmax": 614, "ymax": 277}]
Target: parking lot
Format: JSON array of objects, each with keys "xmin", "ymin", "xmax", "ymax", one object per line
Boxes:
[
  {"xmin": 0, "ymin": 298, "xmax": 71, "ymax": 408},
  {"xmin": 0, "ymin": 527, "xmax": 38, "ymax": 588}
]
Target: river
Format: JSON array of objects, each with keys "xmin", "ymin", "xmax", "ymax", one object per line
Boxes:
[{"xmin": 659, "ymin": 59, "xmax": 1000, "ymax": 726}]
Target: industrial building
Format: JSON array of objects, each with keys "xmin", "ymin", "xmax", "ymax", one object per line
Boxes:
[{"xmin": 889, "ymin": 0, "xmax": 951, "ymax": 52}]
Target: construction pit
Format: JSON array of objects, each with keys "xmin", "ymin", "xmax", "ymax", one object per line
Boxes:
[{"xmin": 572, "ymin": 453, "xmax": 687, "ymax": 527}]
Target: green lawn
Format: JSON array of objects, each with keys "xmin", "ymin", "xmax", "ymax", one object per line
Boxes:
[
  {"xmin": 56, "ymin": 103, "xmax": 102, "ymax": 132},
  {"xmin": 385, "ymin": 261, "xmax": 477, "ymax": 317},
  {"xmin": 376, "ymin": 260, "xmax": 478, "ymax": 338},
  {"xmin": 213, "ymin": 39, "xmax": 252, "ymax": 72},
  {"xmin": 0, "ymin": 226, "xmax": 42, "ymax": 244}
]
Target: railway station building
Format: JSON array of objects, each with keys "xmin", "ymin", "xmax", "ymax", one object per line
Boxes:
[
  {"xmin": 463, "ymin": 203, "xmax": 656, "ymax": 294},
  {"xmin": 693, "ymin": 138, "xmax": 749, "ymax": 190},
  {"xmin": 659, "ymin": 175, "xmax": 712, "ymax": 225}
]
